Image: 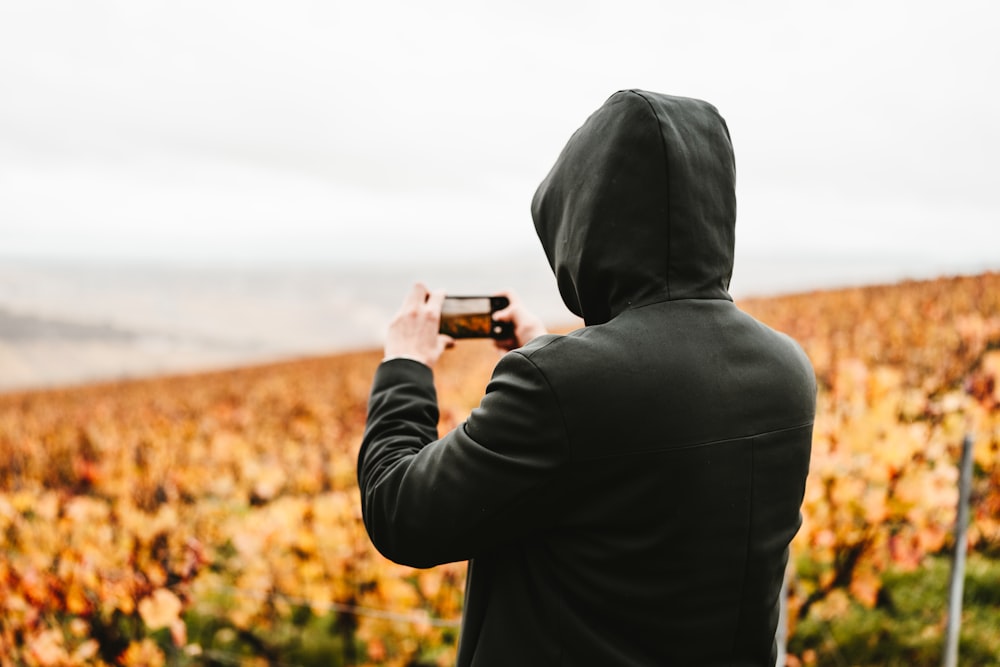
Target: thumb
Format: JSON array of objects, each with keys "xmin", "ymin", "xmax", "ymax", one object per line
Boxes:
[
  {"xmin": 491, "ymin": 290, "xmax": 518, "ymax": 322},
  {"xmin": 492, "ymin": 304, "xmax": 514, "ymax": 322}
]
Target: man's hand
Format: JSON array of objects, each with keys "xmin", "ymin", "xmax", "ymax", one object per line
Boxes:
[
  {"xmin": 492, "ymin": 290, "xmax": 549, "ymax": 352},
  {"xmin": 384, "ymin": 283, "xmax": 454, "ymax": 368}
]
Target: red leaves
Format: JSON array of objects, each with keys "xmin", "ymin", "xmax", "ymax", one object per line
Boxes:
[
  {"xmin": 754, "ymin": 273, "xmax": 1000, "ymax": 623},
  {"xmin": 1, "ymin": 274, "xmax": 998, "ymax": 663}
]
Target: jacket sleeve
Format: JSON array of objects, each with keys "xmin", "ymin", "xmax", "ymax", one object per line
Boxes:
[{"xmin": 358, "ymin": 351, "xmax": 568, "ymax": 568}]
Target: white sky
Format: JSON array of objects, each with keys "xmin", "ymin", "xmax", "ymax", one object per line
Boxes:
[{"xmin": 1, "ymin": 0, "xmax": 998, "ymax": 273}]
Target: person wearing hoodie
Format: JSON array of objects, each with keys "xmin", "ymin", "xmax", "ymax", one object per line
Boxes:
[{"xmin": 358, "ymin": 89, "xmax": 816, "ymax": 666}]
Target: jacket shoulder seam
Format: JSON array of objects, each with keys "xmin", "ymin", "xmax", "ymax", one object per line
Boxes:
[
  {"xmin": 509, "ymin": 349, "xmax": 573, "ymax": 461},
  {"xmin": 573, "ymin": 421, "xmax": 814, "ymax": 463}
]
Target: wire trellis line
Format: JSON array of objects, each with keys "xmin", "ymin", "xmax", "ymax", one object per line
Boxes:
[{"xmin": 214, "ymin": 584, "xmax": 462, "ymax": 628}]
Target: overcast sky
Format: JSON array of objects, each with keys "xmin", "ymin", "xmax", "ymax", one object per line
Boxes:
[{"xmin": 1, "ymin": 0, "xmax": 997, "ymax": 275}]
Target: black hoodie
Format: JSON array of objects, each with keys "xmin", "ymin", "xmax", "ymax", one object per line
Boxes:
[{"xmin": 359, "ymin": 90, "xmax": 816, "ymax": 666}]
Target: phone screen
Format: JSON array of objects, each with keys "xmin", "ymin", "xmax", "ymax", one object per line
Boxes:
[{"xmin": 440, "ymin": 297, "xmax": 493, "ymax": 337}]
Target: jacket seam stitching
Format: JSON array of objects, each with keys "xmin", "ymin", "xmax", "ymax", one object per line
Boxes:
[
  {"xmin": 731, "ymin": 434, "xmax": 757, "ymax": 657},
  {"xmin": 624, "ymin": 295, "xmax": 734, "ymax": 313},
  {"xmin": 629, "ymin": 89, "xmax": 672, "ymax": 301},
  {"xmin": 517, "ymin": 333, "xmax": 565, "ymax": 357},
  {"xmin": 511, "ymin": 349, "xmax": 572, "ymax": 662},
  {"xmin": 511, "ymin": 350, "xmax": 572, "ymax": 462},
  {"xmin": 572, "ymin": 421, "xmax": 813, "ymax": 463}
]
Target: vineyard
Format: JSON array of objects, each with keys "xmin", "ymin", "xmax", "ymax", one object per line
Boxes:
[{"xmin": 1, "ymin": 272, "xmax": 999, "ymax": 666}]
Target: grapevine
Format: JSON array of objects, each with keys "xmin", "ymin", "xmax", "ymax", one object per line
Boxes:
[{"xmin": 1, "ymin": 273, "xmax": 998, "ymax": 665}]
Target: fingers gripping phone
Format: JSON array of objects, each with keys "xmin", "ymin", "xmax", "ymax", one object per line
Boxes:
[{"xmin": 439, "ymin": 296, "xmax": 515, "ymax": 339}]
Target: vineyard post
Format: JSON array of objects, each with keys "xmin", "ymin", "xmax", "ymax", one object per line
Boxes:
[
  {"xmin": 775, "ymin": 559, "xmax": 791, "ymax": 667},
  {"xmin": 942, "ymin": 432, "xmax": 974, "ymax": 667}
]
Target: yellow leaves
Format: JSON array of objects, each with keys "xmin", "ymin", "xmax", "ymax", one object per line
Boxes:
[
  {"xmin": 132, "ymin": 505, "xmax": 179, "ymax": 545},
  {"xmin": 119, "ymin": 639, "xmax": 166, "ymax": 667},
  {"xmin": 67, "ymin": 618, "xmax": 89, "ymax": 637},
  {"xmin": 0, "ymin": 495, "xmax": 15, "ymax": 535},
  {"xmin": 246, "ymin": 457, "xmax": 288, "ymax": 502},
  {"xmin": 828, "ymin": 474, "xmax": 865, "ymax": 509},
  {"xmin": 979, "ymin": 350, "xmax": 1000, "ymax": 403},
  {"xmin": 227, "ymin": 562, "xmax": 274, "ymax": 629},
  {"xmin": 10, "ymin": 490, "xmax": 38, "ymax": 514},
  {"xmin": 0, "ymin": 273, "xmax": 995, "ymax": 664},
  {"xmin": 831, "ymin": 358, "xmax": 869, "ymax": 407},
  {"xmin": 21, "ymin": 629, "xmax": 99, "ymax": 667},
  {"xmin": 812, "ymin": 588, "xmax": 852, "ymax": 621},
  {"xmin": 860, "ymin": 487, "xmax": 888, "ymax": 525},
  {"xmin": 848, "ymin": 564, "xmax": 881, "ymax": 608},
  {"xmin": 63, "ymin": 495, "xmax": 109, "ymax": 523},
  {"xmin": 417, "ymin": 569, "xmax": 444, "ymax": 599},
  {"xmin": 782, "ymin": 274, "xmax": 1000, "ymax": 619},
  {"xmin": 64, "ymin": 580, "xmax": 91, "ymax": 615},
  {"xmin": 135, "ymin": 588, "xmax": 190, "ymax": 653},
  {"xmin": 873, "ymin": 423, "xmax": 929, "ymax": 474},
  {"xmin": 138, "ymin": 588, "xmax": 182, "ymax": 630},
  {"xmin": 34, "ymin": 491, "xmax": 61, "ymax": 522},
  {"xmin": 73, "ymin": 640, "xmax": 100, "ymax": 663},
  {"xmin": 24, "ymin": 629, "xmax": 67, "ymax": 667},
  {"xmin": 867, "ymin": 365, "xmax": 902, "ymax": 406},
  {"xmin": 102, "ymin": 577, "xmax": 137, "ymax": 615},
  {"xmin": 378, "ymin": 575, "xmax": 422, "ymax": 610},
  {"xmin": 956, "ymin": 313, "xmax": 1000, "ymax": 356}
]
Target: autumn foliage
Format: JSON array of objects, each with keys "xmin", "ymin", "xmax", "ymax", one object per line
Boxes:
[
  {"xmin": 739, "ymin": 273, "xmax": 1000, "ymax": 628},
  {"xmin": 1, "ymin": 272, "xmax": 998, "ymax": 665}
]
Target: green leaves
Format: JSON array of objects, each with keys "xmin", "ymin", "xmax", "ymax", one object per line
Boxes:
[{"xmin": 1, "ymin": 274, "xmax": 997, "ymax": 665}]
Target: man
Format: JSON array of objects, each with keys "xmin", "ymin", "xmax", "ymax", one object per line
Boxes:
[{"xmin": 358, "ymin": 89, "xmax": 816, "ymax": 665}]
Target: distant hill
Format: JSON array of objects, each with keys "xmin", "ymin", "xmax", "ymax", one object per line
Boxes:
[{"xmin": 1, "ymin": 271, "xmax": 998, "ymax": 665}]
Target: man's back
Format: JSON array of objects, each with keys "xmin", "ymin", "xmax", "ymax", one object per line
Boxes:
[
  {"xmin": 359, "ymin": 89, "xmax": 816, "ymax": 665},
  {"xmin": 455, "ymin": 299, "xmax": 814, "ymax": 664}
]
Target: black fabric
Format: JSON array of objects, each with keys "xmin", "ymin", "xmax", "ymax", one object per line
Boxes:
[
  {"xmin": 359, "ymin": 90, "xmax": 816, "ymax": 666},
  {"xmin": 531, "ymin": 90, "xmax": 736, "ymax": 324}
]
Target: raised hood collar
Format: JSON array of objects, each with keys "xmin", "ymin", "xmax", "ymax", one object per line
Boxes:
[{"xmin": 531, "ymin": 90, "xmax": 736, "ymax": 325}]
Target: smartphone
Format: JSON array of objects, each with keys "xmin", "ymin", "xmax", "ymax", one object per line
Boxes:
[{"xmin": 439, "ymin": 295, "xmax": 514, "ymax": 339}]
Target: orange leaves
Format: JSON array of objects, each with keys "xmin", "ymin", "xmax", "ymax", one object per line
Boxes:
[
  {"xmin": 766, "ymin": 273, "xmax": 1000, "ymax": 626},
  {"xmin": 0, "ymin": 475, "xmax": 206, "ymax": 661},
  {"xmin": 847, "ymin": 562, "xmax": 882, "ymax": 608},
  {"xmin": 19, "ymin": 627, "xmax": 100, "ymax": 667},
  {"xmin": 1, "ymin": 274, "xmax": 997, "ymax": 663},
  {"xmin": 118, "ymin": 639, "xmax": 166, "ymax": 667}
]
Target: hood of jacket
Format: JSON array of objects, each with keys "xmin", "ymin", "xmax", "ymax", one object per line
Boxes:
[{"xmin": 531, "ymin": 90, "xmax": 737, "ymax": 325}]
